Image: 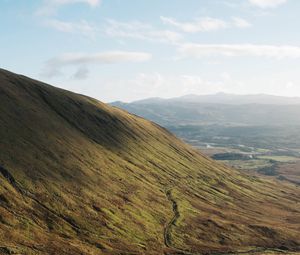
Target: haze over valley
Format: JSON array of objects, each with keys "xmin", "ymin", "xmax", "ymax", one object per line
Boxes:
[{"xmin": 113, "ymin": 93, "xmax": 300, "ymax": 184}]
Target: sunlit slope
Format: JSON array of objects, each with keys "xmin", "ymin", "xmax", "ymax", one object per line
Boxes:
[{"xmin": 0, "ymin": 69, "xmax": 299, "ymax": 255}]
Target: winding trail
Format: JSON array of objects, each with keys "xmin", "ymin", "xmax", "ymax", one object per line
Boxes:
[
  {"xmin": 164, "ymin": 188, "xmax": 194, "ymax": 255},
  {"xmin": 163, "ymin": 189, "xmax": 179, "ymax": 248}
]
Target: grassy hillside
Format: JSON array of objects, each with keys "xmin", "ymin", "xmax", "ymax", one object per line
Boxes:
[{"xmin": 0, "ymin": 69, "xmax": 300, "ymax": 255}]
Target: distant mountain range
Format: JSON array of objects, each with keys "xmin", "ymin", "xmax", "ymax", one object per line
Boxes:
[
  {"xmin": 132, "ymin": 92, "xmax": 300, "ymax": 105},
  {"xmin": 112, "ymin": 93, "xmax": 300, "ymax": 126}
]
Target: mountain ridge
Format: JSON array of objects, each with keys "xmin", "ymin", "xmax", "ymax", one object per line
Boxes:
[
  {"xmin": 111, "ymin": 96, "xmax": 300, "ymax": 126},
  {"xmin": 120, "ymin": 92, "xmax": 300, "ymax": 105}
]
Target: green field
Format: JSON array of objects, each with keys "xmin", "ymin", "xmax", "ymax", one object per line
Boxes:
[
  {"xmin": 221, "ymin": 159, "xmax": 273, "ymax": 171},
  {"xmin": 257, "ymin": 155, "xmax": 300, "ymax": 162}
]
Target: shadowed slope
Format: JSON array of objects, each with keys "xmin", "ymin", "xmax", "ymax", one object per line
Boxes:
[{"xmin": 0, "ymin": 69, "xmax": 300, "ymax": 254}]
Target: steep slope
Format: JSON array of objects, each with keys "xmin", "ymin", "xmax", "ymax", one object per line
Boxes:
[{"xmin": 0, "ymin": 69, "xmax": 300, "ymax": 255}]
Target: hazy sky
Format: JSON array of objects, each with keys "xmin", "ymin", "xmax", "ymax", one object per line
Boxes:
[{"xmin": 1, "ymin": 0, "xmax": 300, "ymax": 102}]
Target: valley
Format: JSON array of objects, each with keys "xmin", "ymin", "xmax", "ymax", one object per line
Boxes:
[
  {"xmin": 113, "ymin": 98, "xmax": 300, "ymax": 186},
  {"xmin": 168, "ymin": 124, "xmax": 300, "ymax": 183}
]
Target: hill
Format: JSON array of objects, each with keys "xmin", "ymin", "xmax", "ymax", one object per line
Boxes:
[{"xmin": 0, "ymin": 69, "xmax": 300, "ymax": 255}]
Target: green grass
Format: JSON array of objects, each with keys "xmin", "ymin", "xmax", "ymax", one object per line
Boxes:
[
  {"xmin": 221, "ymin": 159, "xmax": 273, "ymax": 170},
  {"xmin": 257, "ymin": 155, "xmax": 300, "ymax": 163}
]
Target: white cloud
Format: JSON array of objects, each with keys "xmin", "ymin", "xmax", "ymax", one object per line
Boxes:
[
  {"xmin": 37, "ymin": 0, "xmax": 101, "ymax": 16},
  {"xmin": 160, "ymin": 16, "xmax": 228, "ymax": 33},
  {"xmin": 42, "ymin": 51, "xmax": 152, "ymax": 78},
  {"xmin": 44, "ymin": 19, "xmax": 96, "ymax": 37},
  {"xmin": 160, "ymin": 16, "xmax": 251, "ymax": 33},
  {"xmin": 104, "ymin": 19, "xmax": 183, "ymax": 43},
  {"xmin": 231, "ymin": 17, "xmax": 252, "ymax": 28},
  {"xmin": 248, "ymin": 0, "xmax": 287, "ymax": 8},
  {"xmin": 178, "ymin": 44, "xmax": 300, "ymax": 59},
  {"xmin": 53, "ymin": 51, "xmax": 152, "ymax": 64}
]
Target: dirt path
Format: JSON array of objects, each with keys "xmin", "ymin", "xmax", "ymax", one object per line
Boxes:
[
  {"xmin": 164, "ymin": 189, "xmax": 179, "ymax": 248},
  {"xmin": 163, "ymin": 188, "xmax": 195, "ymax": 255}
]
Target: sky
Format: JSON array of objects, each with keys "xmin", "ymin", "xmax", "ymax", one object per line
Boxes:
[{"xmin": 1, "ymin": 0, "xmax": 300, "ymax": 102}]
